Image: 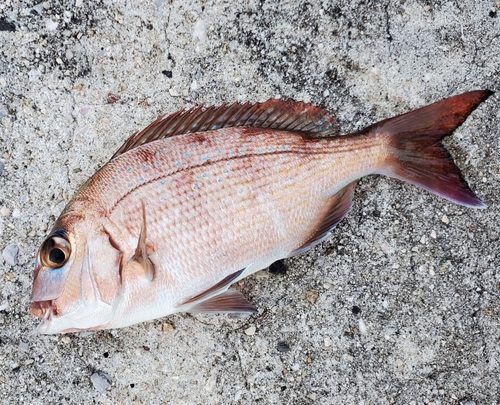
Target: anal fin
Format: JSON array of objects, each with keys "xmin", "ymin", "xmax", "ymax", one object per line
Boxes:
[
  {"xmin": 181, "ymin": 268, "xmax": 246, "ymax": 306},
  {"xmin": 187, "ymin": 289, "xmax": 257, "ymax": 314},
  {"xmin": 290, "ymin": 181, "xmax": 357, "ymax": 256}
]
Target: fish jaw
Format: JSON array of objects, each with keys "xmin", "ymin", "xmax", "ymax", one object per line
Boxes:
[{"xmin": 29, "ymin": 297, "xmax": 115, "ymax": 334}]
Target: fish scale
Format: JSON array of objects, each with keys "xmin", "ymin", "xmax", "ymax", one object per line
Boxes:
[
  {"xmin": 29, "ymin": 91, "xmax": 492, "ymax": 333},
  {"xmin": 76, "ymin": 128, "xmax": 381, "ymax": 317}
]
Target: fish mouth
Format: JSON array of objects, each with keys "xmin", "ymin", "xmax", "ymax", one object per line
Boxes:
[
  {"xmin": 30, "ymin": 300, "xmax": 58, "ymax": 333},
  {"xmin": 30, "ymin": 300, "xmax": 55, "ymax": 319}
]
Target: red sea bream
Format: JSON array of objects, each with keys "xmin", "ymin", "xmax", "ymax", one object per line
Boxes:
[{"xmin": 30, "ymin": 91, "xmax": 492, "ymax": 333}]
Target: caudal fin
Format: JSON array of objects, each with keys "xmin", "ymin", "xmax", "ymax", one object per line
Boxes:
[{"xmin": 371, "ymin": 90, "xmax": 493, "ymax": 208}]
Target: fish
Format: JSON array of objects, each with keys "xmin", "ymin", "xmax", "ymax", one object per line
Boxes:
[{"xmin": 30, "ymin": 90, "xmax": 492, "ymax": 334}]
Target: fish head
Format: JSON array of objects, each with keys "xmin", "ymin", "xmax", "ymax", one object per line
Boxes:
[{"xmin": 30, "ymin": 211, "xmax": 123, "ymax": 334}]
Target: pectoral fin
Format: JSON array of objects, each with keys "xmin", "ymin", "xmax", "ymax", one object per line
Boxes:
[
  {"xmin": 187, "ymin": 289, "xmax": 257, "ymax": 314},
  {"xmin": 132, "ymin": 201, "xmax": 155, "ymax": 281}
]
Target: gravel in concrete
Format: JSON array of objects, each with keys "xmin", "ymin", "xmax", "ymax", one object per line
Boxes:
[{"xmin": 0, "ymin": 1, "xmax": 499, "ymax": 404}]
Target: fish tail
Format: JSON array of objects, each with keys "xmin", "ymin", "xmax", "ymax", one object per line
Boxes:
[{"xmin": 373, "ymin": 90, "xmax": 493, "ymax": 208}]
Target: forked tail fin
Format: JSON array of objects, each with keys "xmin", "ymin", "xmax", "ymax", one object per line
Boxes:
[{"xmin": 369, "ymin": 90, "xmax": 493, "ymax": 208}]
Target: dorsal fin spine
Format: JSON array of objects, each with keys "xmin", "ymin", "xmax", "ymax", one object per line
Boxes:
[{"xmin": 111, "ymin": 99, "xmax": 338, "ymax": 159}]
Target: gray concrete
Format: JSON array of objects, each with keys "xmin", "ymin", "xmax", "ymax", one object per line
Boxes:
[{"xmin": 0, "ymin": 1, "xmax": 499, "ymax": 404}]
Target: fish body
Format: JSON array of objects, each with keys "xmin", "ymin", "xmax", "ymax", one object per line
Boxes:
[{"xmin": 30, "ymin": 91, "xmax": 492, "ymax": 334}]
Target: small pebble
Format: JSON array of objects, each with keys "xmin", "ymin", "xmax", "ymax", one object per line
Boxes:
[
  {"xmin": 244, "ymin": 325, "xmax": 256, "ymax": 336},
  {"xmin": 205, "ymin": 375, "xmax": 216, "ymax": 392},
  {"xmin": 358, "ymin": 318, "xmax": 366, "ymax": 334},
  {"xmin": 306, "ymin": 290, "xmax": 318, "ymax": 304},
  {"xmin": 323, "ymin": 336, "xmax": 332, "ymax": 347},
  {"xmin": 61, "ymin": 336, "xmax": 71, "ymax": 344},
  {"xmin": 162, "ymin": 322, "xmax": 174, "ymax": 333},
  {"xmin": 2, "ymin": 244, "xmax": 19, "ymax": 266},
  {"xmin": 46, "ymin": 19, "xmax": 58, "ymax": 31},
  {"xmin": 80, "ymin": 106, "xmax": 91, "ymax": 116},
  {"xmin": 277, "ymin": 341, "xmax": 290, "ymax": 352},
  {"xmin": 254, "ymin": 270, "xmax": 269, "ymax": 279},
  {"xmin": 106, "ymin": 93, "xmax": 120, "ymax": 104},
  {"xmin": 441, "ymin": 214, "xmax": 450, "ymax": 224},
  {"xmin": 193, "ymin": 20, "xmax": 207, "ymax": 43},
  {"xmin": 430, "ymin": 230, "xmax": 436, "ymax": 239},
  {"xmin": 90, "ymin": 372, "xmax": 111, "ymax": 393},
  {"xmin": 229, "ymin": 40, "xmax": 239, "ymax": 51},
  {"xmin": 169, "ymin": 88, "xmax": 179, "ymax": 97}
]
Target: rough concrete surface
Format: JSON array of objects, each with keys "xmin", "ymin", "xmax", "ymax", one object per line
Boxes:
[{"xmin": 0, "ymin": 0, "xmax": 499, "ymax": 404}]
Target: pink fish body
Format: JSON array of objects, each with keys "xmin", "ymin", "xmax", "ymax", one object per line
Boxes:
[{"xmin": 30, "ymin": 91, "xmax": 492, "ymax": 334}]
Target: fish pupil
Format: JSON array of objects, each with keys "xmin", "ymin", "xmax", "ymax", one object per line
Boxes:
[{"xmin": 49, "ymin": 248, "xmax": 66, "ymax": 264}]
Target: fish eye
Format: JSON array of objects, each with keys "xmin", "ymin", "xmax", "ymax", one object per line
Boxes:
[
  {"xmin": 49, "ymin": 248, "xmax": 66, "ymax": 264},
  {"xmin": 40, "ymin": 235, "xmax": 71, "ymax": 269}
]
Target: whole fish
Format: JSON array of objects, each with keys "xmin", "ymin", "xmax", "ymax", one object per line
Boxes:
[{"xmin": 30, "ymin": 90, "xmax": 492, "ymax": 334}]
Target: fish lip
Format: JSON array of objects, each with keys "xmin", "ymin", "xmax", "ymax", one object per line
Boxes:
[
  {"xmin": 29, "ymin": 300, "xmax": 54, "ymax": 319},
  {"xmin": 30, "ymin": 300, "xmax": 58, "ymax": 333}
]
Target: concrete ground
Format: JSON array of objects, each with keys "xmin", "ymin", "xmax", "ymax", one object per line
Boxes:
[{"xmin": 0, "ymin": 0, "xmax": 499, "ymax": 404}]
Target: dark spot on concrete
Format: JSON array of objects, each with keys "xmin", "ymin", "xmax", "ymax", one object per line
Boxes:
[
  {"xmin": 277, "ymin": 341, "xmax": 290, "ymax": 352},
  {"xmin": 0, "ymin": 19, "xmax": 16, "ymax": 32},
  {"xmin": 352, "ymin": 305, "xmax": 361, "ymax": 315},
  {"xmin": 162, "ymin": 70, "xmax": 173, "ymax": 78},
  {"xmin": 269, "ymin": 260, "xmax": 287, "ymax": 275}
]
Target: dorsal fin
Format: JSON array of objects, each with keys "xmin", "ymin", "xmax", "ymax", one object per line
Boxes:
[{"xmin": 111, "ymin": 100, "xmax": 338, "ymax": 158}]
